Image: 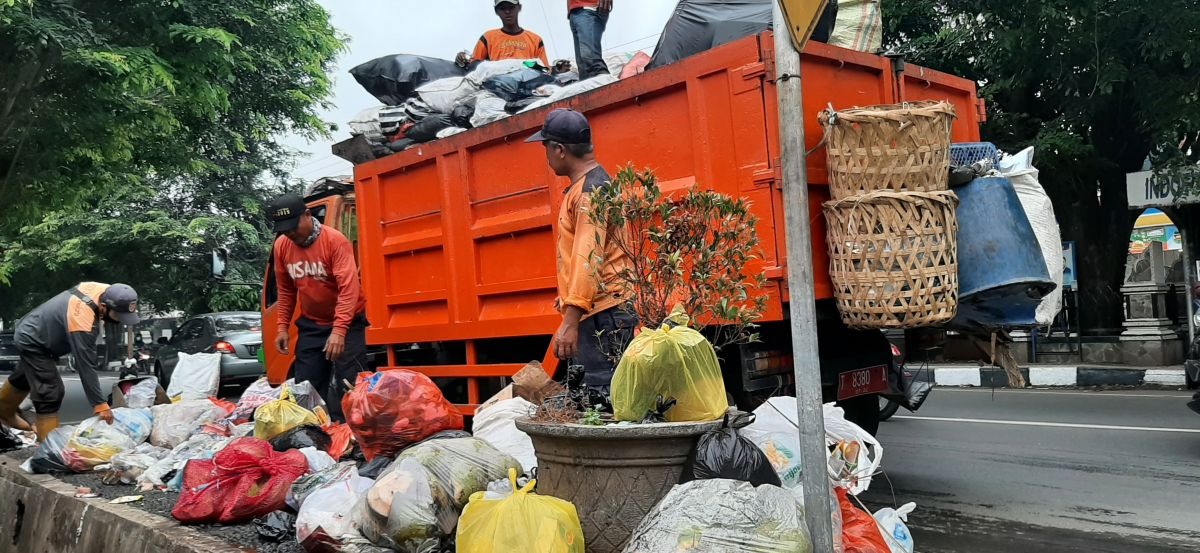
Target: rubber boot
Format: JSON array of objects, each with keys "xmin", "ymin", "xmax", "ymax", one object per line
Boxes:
[
  {"xmin": 34, "ymin": 413, "xmax": 59, "ymax": 443},
  {"xmin": 0, "ymin": 381, "xmax": 32, "ymax": 432}
]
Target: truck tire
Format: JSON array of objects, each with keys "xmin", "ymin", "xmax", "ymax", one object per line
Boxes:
[
  {"xmin": 837, "ymin": 394, "xmax": 880, "ymax": 436},
  {"xmin": 878, "ymin": 397, "xmax": 901, "ymax": 422}
]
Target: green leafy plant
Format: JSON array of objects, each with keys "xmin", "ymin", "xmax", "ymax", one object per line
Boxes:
[
  {"xmin": 587, "ymin": 166, "xmax": 769, "ymax": 351},
  {"xmin": 579, "ymin": 405, "xmax": 604, "ymax": 426}
]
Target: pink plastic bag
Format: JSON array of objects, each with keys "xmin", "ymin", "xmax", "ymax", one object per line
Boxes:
[{"xmin": 172, "ymin": 437, "xmax": 308, "ymax": 524}]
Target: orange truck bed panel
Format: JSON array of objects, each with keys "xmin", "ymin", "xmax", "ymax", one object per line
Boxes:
[{"xmin": 354, "ymin": 32, "xmax": 981, "ymax": 355}]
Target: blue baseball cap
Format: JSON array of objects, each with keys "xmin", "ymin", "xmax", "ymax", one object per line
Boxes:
[
  {"xmin": 526, "ymin": 109, "xmax": 592, "ymax": 145},
  {"xmin": 101, "ymin": 284, "xmax": 141, "ymax": 326}
]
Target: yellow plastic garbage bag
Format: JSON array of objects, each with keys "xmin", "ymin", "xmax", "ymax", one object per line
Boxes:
[
  {"xmin": 611, "ymin": 309, "xmax": 727, "ymax": 422},
  {"xmin": 254, "ymin": 386, "xmax": 319, "ymax": 441},
  {"xmin": 456, "ymin": 468, "xmax": 584, "ymax": 553}
]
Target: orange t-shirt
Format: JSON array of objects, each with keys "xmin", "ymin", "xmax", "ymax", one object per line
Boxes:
[
  {"xmin": 472, "ymin": 28, "xmax": 549, "ymax": 67},
  {"xmin": 568, "ymin": 0, "xmax": 599, "ymax": 11}
]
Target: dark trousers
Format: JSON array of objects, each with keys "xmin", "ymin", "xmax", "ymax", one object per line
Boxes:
[
  {"xmin": 294, "ymin": 314, "xmax": 369, "ymax": 422},
  {"xmin": 9, "ymin": 349, "xmax": 64, "ymax": 414},
  {"xmin": 569, "ymin": 8, "xmax": 609, "ymax": 80},
  {"xmin": 572, "ymin": 306, "xmax": 638, "ymax": 389}
]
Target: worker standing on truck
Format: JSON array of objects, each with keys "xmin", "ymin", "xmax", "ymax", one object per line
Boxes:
[
  {"xmin": 568, "ymin": 0, "xmax": 612, "ymax": 79},
  {"xmin": 457, "ymin": 1, "xmax": 550, "ymax": 67},
  {"xmin": 0, "ymin": 283, "xmax": 140, "ymax": 440},
  {"xmin": 527, "ymin": 109, "xmax": 635, "ymax": 404},
  {"xmin": 268, "ymin": 193, "xmax": 369, "ymax": 421}
]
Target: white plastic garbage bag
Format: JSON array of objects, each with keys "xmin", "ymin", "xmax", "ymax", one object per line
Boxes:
[
  {"xmin": 300, "ymin": 446, "xmax": 337, "ymax": 474},
  {"xmin": 289, "ymin": 462, "xmax": 359, "ymax": 511},
  {"xmin": 165, "ymin": 352, "xmax": 221, "ymax": 400},
  {"xmin": 999, "ymin": 146, "xmax": 1063, "ymax": 326},
  {"xmin": 520, "ymin": 74, "xmax": 617, "ymax": 113},
  {"xmin": 150, "ymin": 400, "xmax": 226, "ymax": 449},
  {"xmin": 472, "ymin": 397, "xmax": 536, "ymax": 473},
  {"xmin": 623, "ymin": 479, "xmax": 813, "ymax": 553},
  {"xmin": 465, "ymin": 59, "xmax": 533, "ymax": 88},
  {"xmin": 122, "ymin": 377, "xmax": 161, "ymax": 409},
  {"xmin": 416, "ymin": 77, "xmax": 480, "ymax": 115},
  {"xmin": 470, "ymin": 91, "xmax": 509, "ymax": 127},
  {"xmin": 436, "ymin": 127, "xmax": 468, "ymax": 139},
  {"xmin": 66, "ymin": 407, "xmax": 154, "ymax": 470},
  {"xmin": 110, "ymin": 443, "xmax": 172, "ymax": 484},
  {"xmin": 138, "ymin": 433, "xmax": 233, "ymax": 488},
  {"xmin": 297, "ymin": 472, "xmax": 376, "ymax": 548},
  {"xmin": 742, "ymin": 398, "xmax": 883, "ymax": 495},
  {"xmin": 874, "ymin": 503, "xmax": 916, "ymax": 553}
]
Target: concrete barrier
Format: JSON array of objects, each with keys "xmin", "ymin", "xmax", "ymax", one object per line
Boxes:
[{"xmin": 0, "ymin": 454, "xmax": 239, "ymax": 553}]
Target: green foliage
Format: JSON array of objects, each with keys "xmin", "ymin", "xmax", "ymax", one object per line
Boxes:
[
  {"xmin": 587, "ymin": 167, "xmax": 769, "ymax": 350},
  {"xmin": 0, "ymin": 0, "xmax": 343, "ymax": 318},
  {"xmin": 579, "ymin": 406, "xmax": 604, "ymax": 426}
]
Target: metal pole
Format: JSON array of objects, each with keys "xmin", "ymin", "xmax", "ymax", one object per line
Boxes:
[
  {"xmin": 1182, "ymin": 226, "xmax": 1195, "ymax": 344},
  {"xmin": 773, "ymin": 2, "xmax": 835, "ymax": 551}
]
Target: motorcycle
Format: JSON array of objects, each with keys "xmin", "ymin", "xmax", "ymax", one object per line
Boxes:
[
  {"xmin": 120, "ymin": 347, "xmax": 154, "ymax": 379},
  {"xmin": 879, "ymin": 342, "xmax": 932, "ymax": 422}
]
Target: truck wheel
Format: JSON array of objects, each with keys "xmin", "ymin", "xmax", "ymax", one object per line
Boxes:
[
  {"xmin": 837, "ymin": 394, "xmax": 880, "ymax": 436},
  {"xmin": 879, "ymin": 397, "xmax": 901, "ymax": 422}
]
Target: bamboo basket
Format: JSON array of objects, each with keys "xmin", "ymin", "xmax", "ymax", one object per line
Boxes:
[
  {"xmin": 823, "ymin": 190, "xmax": 959, "ymax": 329},
  {"xmin": 819, "ymin": 101, "xmax": 956, "ymax": 200}
]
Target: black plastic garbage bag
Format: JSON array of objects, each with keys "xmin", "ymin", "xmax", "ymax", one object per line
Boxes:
[
  {"xmin": 350, "ymin": 54, "xmax": 465, "ymax": 106},
  {"xmin": 255, "ymin": 511, "xmax": 297, "ymax": 543},
  {"xmin": 0, "ymin": 425, "xmax": 23, "ymax": 454},
  {"xmin": 269, "ymin": 424, "xmax": 332, "ymax": 453},
  {"xmin": 388, "ymin": 138, "xmax": 416, "ymax": 153},
  {"xmin": 482, "ymin": 67, "xmax": 555, "ymax": 102},
  {"xmin": 505, "ymin": 97, "xmax": 540, "ymax": 113},
  {"xmin": 358, "ymin": 456, "xmax": 393, "ymax": 479},
  {"xmin": 648, "ymin": 0, "xmax": 836, "ymax": 70},
  {"xmin": 405, "ymin": 114, "xmax": 454, "ymax": 143},
  {"xmin": 683, "ymin": 412, "xmax": 782, "ymax": 487},
  {"xmin": 450, "ymin": 104, "xmax": 475, "ymax": 128}
]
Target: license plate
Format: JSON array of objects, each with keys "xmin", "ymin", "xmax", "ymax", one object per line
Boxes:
[
  {"xmin": 837, "ymin": 365, "xmax": 889, "ymax": 401},
  {"xmin": 246, "ymin": 344, "xmax": 260, "ymax": 355}
]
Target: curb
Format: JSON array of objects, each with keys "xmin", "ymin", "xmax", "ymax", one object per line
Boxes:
[
  {"xmin": 911, "ymin": 365, "xmax": 1188, "ymax": 388},
  {"xmin": 0, "ymin": 454, "xmax": 241, "ymax": 553}
]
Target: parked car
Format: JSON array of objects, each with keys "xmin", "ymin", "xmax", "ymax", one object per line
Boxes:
[
  {"xmin": 155, "ymin": 312, "xmax": 264, "ymax": 389},
  {"xmin": 0, "ymin": 331, "xmax": 18, "ymax": 372}
]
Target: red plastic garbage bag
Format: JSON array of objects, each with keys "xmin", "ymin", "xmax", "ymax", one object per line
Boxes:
[
  {"xmin": 323, "ymin": 423, "xmax": 353, "ymax": 461},
  {"xmin": 172, "ymin": 437, "xmax": 309, "ymax": 524},
  {"xmin": 837, "ymin": 488, "xmax": 890, "ymax": 553},
  {"xmin": 342, "ymin": 371, "xmax": 464, "ymax": 461}
]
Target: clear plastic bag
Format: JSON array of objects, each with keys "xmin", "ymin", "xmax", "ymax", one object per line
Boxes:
[
  {"xmin": 121, "ymin": 377, "xmax": 161, "ymax": 409},
  {"xmin": 357, "ymin": 437, "xmax": 522, "ymax": 552},
  {"xmin": 27, "ymin": 425, "xmax": 77, "ymax": 474},
  {"xmin": 300, "ymin": 447, "xmax": 336, "ymax": 474},
  {"xmin": 110, "ymin": 443, "xmax": 172, "ymax": 484},
  {"xmin": 612, "ymin": 308, "xmax": 727, "ymax": 423},
  {"xmin": 255, "ymin": 386, "xmax": 320, "ymax": 441},
  {"xmin": 138, "ymin": 433, "xmax": 233, "ymax": 488},
  {"xmin": 297, "ymin": 472, "xmax": 376, "ymax": 551},
  {"xmin": 151, "ymin": 399, "xmax": 227, "ymax": 449},
  {"xmin": 289, "ymin": 461, "xmax": 359, "ymax": 511},
  {"xmin": 67, "ymin": 407, "xmax": 153, "ymax": 470},
  {"xmin": 873, "ymin": 503, "xmax": 916, "ymax": 553},
  {"xmin": 471, "ymin": 397, "xmax": 536, "ymax": 473},
  {"xmin": 457, "ymin": 468, "xmax": 584, "ymax": 553},
  {"xmin": 623, "ymin": 479, "xmax": 813, "ymax": 553}
]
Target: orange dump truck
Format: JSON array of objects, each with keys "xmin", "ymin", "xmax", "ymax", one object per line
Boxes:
[{"xmin": 263, "ymin": 33, "xmax": 982, "ymax": 430}]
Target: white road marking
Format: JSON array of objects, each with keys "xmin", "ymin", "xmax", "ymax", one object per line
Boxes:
[
  {"xmin": 894, "ymin": 415, "xmax": 1200, "ymax": 434},
  {"xmin": 933, "ymin": 387, "xmax": 1192, "ymax": 399}
]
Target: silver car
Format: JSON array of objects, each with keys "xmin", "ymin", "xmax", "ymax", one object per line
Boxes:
[
  {"xmin": 0, "ymin": 331, "xmax": 18, "ymax": 372},
  {"xmin": 155, "ymin": 312, "xmax": 264, "ymax": 389}
]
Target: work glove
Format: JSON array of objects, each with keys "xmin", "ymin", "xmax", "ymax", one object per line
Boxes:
[{"xmin": 94, "ymin": 403, "xmax": 114, "ymax": 425}]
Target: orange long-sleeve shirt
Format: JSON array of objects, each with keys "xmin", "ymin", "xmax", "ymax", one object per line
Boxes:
[
  {"xmin": 274, "ymin": 227, "xmax": 366, "ymax": 337},
  {"xmin": 556, "ymin": 166, "xmax": 629, "ymax": 318},
  {"xmin": 472, "ymin": 28, "xmax": 549, "ymax": 67}
]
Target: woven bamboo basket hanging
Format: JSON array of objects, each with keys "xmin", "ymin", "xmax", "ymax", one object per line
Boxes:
[
  {"xmin": 823, "ymin": 190, "xmax": 959, "ymax": 329},
  {"xmin": 819, "ymin": 101, "xmax": 956, "ymax": 200}
]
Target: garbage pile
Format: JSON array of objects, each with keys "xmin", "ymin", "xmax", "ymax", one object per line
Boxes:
[{"xmin": 345, "ymin": 52, "xmax": 649, "ymax": 157}]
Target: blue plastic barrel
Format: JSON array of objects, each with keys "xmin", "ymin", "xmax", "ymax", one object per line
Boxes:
[{"xmin": 951, "ymin": 177, "xmax": 1056, "ymax": 329}]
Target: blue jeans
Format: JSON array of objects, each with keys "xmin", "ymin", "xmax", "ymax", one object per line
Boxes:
[
  {"xmin": 571, "ymin": 306, "xmax": 638, "ymax": 388},
  {"xmin": 569, "ymin": 8, "xmax": 609, "ymax": 80}
]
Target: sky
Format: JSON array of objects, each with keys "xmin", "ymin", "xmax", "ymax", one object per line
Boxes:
[{"xmin": 284, "ymin": 0, "xmax": 680, "ymax": 183}]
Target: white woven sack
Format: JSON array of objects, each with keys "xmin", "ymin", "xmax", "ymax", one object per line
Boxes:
[
  {"xmin": 999, "ymin": 147, "xmax": 1063, "ymax": 326},
  {"xmin": 829, "ymin": 0, "xmax": 883, "ymax": 53}
]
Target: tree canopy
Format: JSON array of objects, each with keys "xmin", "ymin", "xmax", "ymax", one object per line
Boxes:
[
  {"xmin": 0, "ymin": 0, "xmax": 343, "ymax": 319},
  {"xmin": 883, "ymin": 0, "xmax": 1200, "ymax": 331}
]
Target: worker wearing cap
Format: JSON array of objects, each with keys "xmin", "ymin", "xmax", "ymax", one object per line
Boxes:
[
  {"xmin": 528, "ymin": 109, "xmax": 635, "ymax": 400},
  {"xmin": 568, "ymin": 0, "xmax": 613, "ymax": 79},
  {"xmin": 0, "ymin": 283, "xmax": 140, "ymax": 440},
  {"xmin": 268, "ymin": 193, "xmax": 368, "ymax": 421},
  {"xmin": 457, "ymin": 1, "xmax": 550, "ymax": 68}
]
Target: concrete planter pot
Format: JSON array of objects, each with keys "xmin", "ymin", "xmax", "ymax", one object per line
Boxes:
[{"xmin": 515, "ymin": 417, "xmax": 721, "ymax": 553}]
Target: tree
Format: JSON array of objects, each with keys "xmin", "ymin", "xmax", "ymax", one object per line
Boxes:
[
  {"xmin": 0, "ymin": 0, "xmax": 342, "ymax": 318},
  {"xmin": 882, "ymin": 0, "xmax": 1200, "ymax": 332}
]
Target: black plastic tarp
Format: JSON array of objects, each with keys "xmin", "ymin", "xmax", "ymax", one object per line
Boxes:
[
  {"xmin": 349, "ymin": 54, "xmax": 465, "ymax": 106},
  {"xmin": 648, "ymin": 0, "xmax": 837, "ymax": 70}
]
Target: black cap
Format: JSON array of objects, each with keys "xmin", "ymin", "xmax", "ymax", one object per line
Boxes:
[
  {"xmin": 101, "ymin": 284, "xmax": 141, "ymax": 326},
  {"xmin": 268, "ymin": 193, "xmax": 307, "ymax": 233},
  {"xmin": 494, "ymin": 0, "xmax": 519, "ymax": 5},
  {"xmin": 526, "ymin": 108, "xmax": 592, "ymax": 145}
]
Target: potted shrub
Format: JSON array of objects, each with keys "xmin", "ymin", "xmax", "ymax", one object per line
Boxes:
[{"xmin": 517, "ymin": 166, "xmax": 768, "ymax": 553}]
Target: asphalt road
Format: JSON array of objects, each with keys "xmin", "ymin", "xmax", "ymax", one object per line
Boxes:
[{"xmin": 863, "ymin": 387, "xmax": 1200, "ymax": 553}]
